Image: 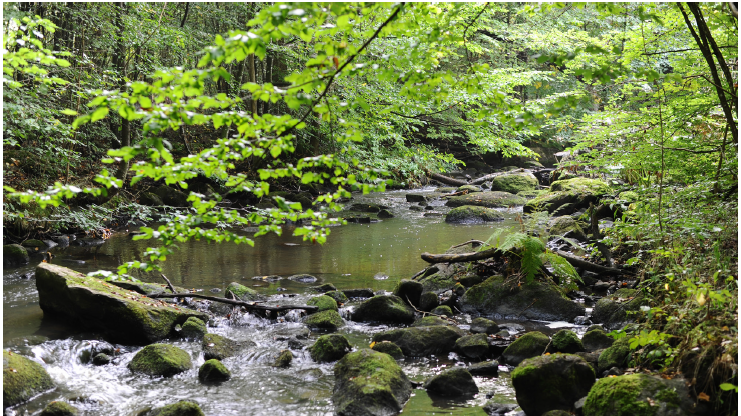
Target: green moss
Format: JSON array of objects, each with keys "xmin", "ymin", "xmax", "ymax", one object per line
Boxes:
[
  {"xmin": 418, "ymin": 291, "xmax": 439, "ymax": 311},
  {"xmin": 309, "ymin": 334, "xmax": 352, "ymax": 362},
  {"xmin": 489, "ymin": 172, "xmax": 539, "ymax": 194},
  {"xmin": 424, "ymin": 368, "xmax": 479, "ymax": 397},
  {"xmin": 551, "ymin": 329, "xmax": 585, "ymax": 353},
  {"xmin": 202, "ymin": 333, "xmax": 238, "ymax": 361},
  {"xmin": 307, "ymin": 295, "xmax": 338, "ymax": 312},
  {"xmin": 445, "ymin": 205, "xmax": 504, "ymax": 224},
  {"xmin": 324, "ymin": 290, "xmax": 349, "ymax": 305},
  {"xmin": 273, "ymin": 350, "xmax": 293, "ymax": 368},
  {"xmin": 582, "ymin": 327, "xmax": 614, "ymax": 351},
  {"xmin": 501, "ymin": 331, "xmax": 550, "ymax": 365},
  {"xmin": 128, "ymin": 344, "xmax": 192, "ymax": 377},
  {"xmin": 225, "ymin": 282, "xmax": 260, "ymax": 302},
  {"xmin": 550, "ymin": 178, "xmax": 610, "ymax": 194},
  {"xmin": 198, "ymin": 359, "xmax": 231, "ymax": 382},
  {"xmin": 456, "ymin": 185, "xmax": 482, "ymax": 193},
  {"xmin": 3, "ymin": 244, "xmax": 29, "ymax": 265},
  {"xmin": 548, "ymin": 216, "xmax": 586, "ymax": 238},
  {"xmin": 39, "ymin": 401, "xmax": 78, "ymax": 416},
  {"xmin": 470, "ymin": 317, "xmax": 500, "ymax": 334},
  {"xmin": 517, "ymin": 189, "xmax": 546, "ymax": 199},
  {"xmin": 305, "ymin": 310, "xmax": 344, "ymax": 330},
  {"xmin": 445, "ymin": 191, "xmax": 526, "ymax": 208},
  {"xmin": 597, "ymin": 337, "xmax": 632, "ymax": 373},
  {"xmin": 3, "ymin": 350, "xmax": 55, "ymax": 409},
  {"xmin": 583, "ymin": 374, "xmax": 681, "ymax": 416},
  {"xmin": 352, "ymin": 295, "xmax": 415, "ymax": 323},
  {"xmin": 180, "ymin": 317, "xmax": 207, "ymax": 339},
  {"xmin": 22, "ymin": 239, "xmax": 47, "ymax": 248},
  {"xmin": 372, "ymin": 326, "xmax": 463, "ymax": 357},
  {"xmin": 371, "ymin": 341, "xmax": 404, "ymax": 359},
  {"xmin": 618, "ymin": 191, "xmax": 639, "ymax": 202},
  {"xmin": 144, "ymin": 401, "xmax": 204, "ymax": 416},
  {"xmin": 455, "ymin": 334, "xmax": 489, "ymax": 359},
  {"xmin": 412, "ymin": 316, "xmax": 450, "ymax": 327},
  {"xmin": 431, "ymin": 305, "xmax": 453, "ymax": 317}
]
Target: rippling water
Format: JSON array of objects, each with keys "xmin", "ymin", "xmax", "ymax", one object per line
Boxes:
[{"xmin": 3, "ymin": 188, "xmax": 584, "ymax": 415}]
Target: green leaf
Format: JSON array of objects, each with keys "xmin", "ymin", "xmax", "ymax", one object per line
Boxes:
[
  {"xmin": 91, "ymin": 107, "xmax": 109, "ymax": 123},
  {"xmin": 60, "ymin": 109, "xmax": 78, "ymax": 116}
]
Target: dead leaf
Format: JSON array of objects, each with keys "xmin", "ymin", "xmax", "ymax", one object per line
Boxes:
[
  {"xmin": 698, "ymin": 392, "xmax": 710, "ymax": 402},
  {"xmin": 370, "ymin": 341, "xmax": 377, "ymax": 349}
]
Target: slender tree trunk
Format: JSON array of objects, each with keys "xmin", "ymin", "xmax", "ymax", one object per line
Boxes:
[
  {"xmin": 248, "ymin": 54, "xmax": 257, "ymax": 114},
  {"xmin": 264, "ymin": 53, "xmax": 273, "ymax": 114},
  {"xmin": 113, "ymin": 2, "xmax": 130, "ymax": 193}
]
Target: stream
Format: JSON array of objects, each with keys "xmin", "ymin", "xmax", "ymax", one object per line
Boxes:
[{"xmin": 3, "ymin": 188, "xmax": 591, "ymax": 416}]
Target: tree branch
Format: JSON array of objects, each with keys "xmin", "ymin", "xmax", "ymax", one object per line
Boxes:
[{"xmin": 147, "ymin": 292, "xmax": 319, "ymax": 312}]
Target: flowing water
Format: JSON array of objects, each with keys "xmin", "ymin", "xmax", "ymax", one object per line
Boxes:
[{"xmin": 3, "ymin": 188, "xmax": 588, "ymax": 416}]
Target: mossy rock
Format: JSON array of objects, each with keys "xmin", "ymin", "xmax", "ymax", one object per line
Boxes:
[
  {"xmin": 470, "ymin": 317, "xmax": 500, "ymax": 335},
  {"xmin": 501, "ymin": 331, "xmax": 550, "ymax": 366},
  {"xmin": 3, "ymin": 244, "xmax": 30, "ymax": 266},
  {"xmin": 618, "ymin": 191, "xmax": 640, "ymax": 203},
  {"xmin": 351, "ymin": 295, "xmax": 415, "ymax": 324},
  {"xmin": 583, "ymin": 373, "xmax": 690, "ymax": 416},
  {"xmin": 542, "ymin": 410, "xmax": 573, "ymax": 416},
  {"xmin": 287, "ymin": 274, "xmax": 318, "ymax": 283},
  {"xmin": 153, "ymin": 185, "xmax": 190, "ymax": 207},
  {"xmin": 582, "ymin": 327, "xmax": 615, "ymax": 351},
  {"xmin": 128, "ymin": 344, "xmax": 192, "ymax": 377},
  {"xmin": 311, "ymin": 283, "xmax": 338, "ymax": 293},
  {"xmin": 35, "ymin": 263, "xmax": 209, "ymax": 345},
  {"xmin": 371, "ymin": 341, "xmax": 404, "ymax": 359},
  {"xmin": 436, "ymin": 187, "xmax": 457, "ymax": 193},
  {"xmin": 309, "ymin": 334, "xmax": 352, "ymax": 363},
  {"xmin": 445, "ymin": 205, "xmax": 504, "ymax": 224},
  {"xmin": 333, "ymin": 349, "xmax": 412, "ymax": 416},
  {"xmin": 225, "ymin": 282, "xmax": 261, "ymax": 302},
  {"xmin": 489, "ymin": 172, "xmax": 539, "ymax": 194},
  {"xmin": 592, "ymin": 289, "xmax": 647, "ymax": 330},
  {"xmin": 467, "ymin": 360, "xmax": 500, "ymax": 376},
  {"xmin": 458, "ymin": 273, "xmax": 486, "ymax": 287},
  {"xmin": 445, "ymin": 191, "xmax": 526, "ymax": 208},
  {"xmin": 202, "ymin": 333, "xmax": 241, "ymax": 361},
  {"xmin": 431, "ymin": 305, "xmax": 453, "ymax": 317},
  {"xmin": 455, "ymin": 333, "xmax": 490, "ymax": 359},
  {"xmin": 551, "ymin": 329, "xmax": 585, "ymax": 354},
  {"xmin": 305, "ymin": 310, "xmax": 345, "ymax": 330},
  {"xmin": 273, "ymin": 349, "xmax": 294, "ymax": 368},
  {"xmin": 39, "ymin": 401, "xmax": 79, "ymax": 416},
  {"xmin": 138, "ymin": 191, "xmax": 164, "ymax": 207},
  {"xmin": 405, "ymin": 194, "xmax": 427, "ymax": 203},
  {"xmin": 110, "ymin": 281, "xmax": 187, "ymax": 297},
  {"xmin": 372, "ymin": 326, "xmax": 463, "ymax": 357},
  {"xmin": 3, "ymin": 350, "xmax": 55, "ymax": 409},
  {"xmin": 180, "ymin": 317, "xmax": 207, "ymax": 340},
  {"xmin": 342, "ymin": 288, "xmax": 374, "ymax": 298},
  {"xmin": 346, "ymin": 203, "xmax": 383, "ymax": 213},
  {"xmin": 198, "ymin": 359, "xmax": 231, "ymax": 382},
  {"xmin": 392, "ymin": 279, "xmax": 424, "ymax": 307},
  {"xmin": 517, "ymin": 189, "xmax": 546, "ymax": 199},
  {"xmin": 92, "ymin": 353, "xmax": 112, "ymax": 366},
  {"xmin": 307, "ymin": 295, "xmax": 338, "ymax": 312},
  {"xmin": 460, "ymin": 276, "xmax": 585, "ymax": 322},
  {"xmin": 411, "ymin": 316, "xmax": 451, "ymax": 327},
  {"xmin": 456, "ymin": 185, "xmax": 482, "ymax": 193},
  {"xmin": 424, "ymin": 368, "xmax": 479, "ymax": 397},
  {"xmin": 22, "ymin": 239, "xmax": 48, "ymax": 248},
  {"xmin": 141, "ymin": 401, "xmax": 204, "ymax": 416},
  {"xmin": 418, "ymin": 291, "xmax": 439, "ymax": 311},
  {"xmin": 512, "ymin": 353, "xmax": 595, "ymax": 416},
  {"xmin": 550, "ymin": 178, "xmax": 611, "ymax": 195},
  {"xmin": 523, "ymin": 190, "xmax": 579, "ymax": 214},
  {"xmin": 548, "ymin": 216, "xmax": 587, "ymax": 240},
  {"xmin": 597, "ymin": 337, "xmax": 632, "ymax": 374},
  {"xmin": 323, "ymin": 290, "xmax": 349, "ymax": 305}
]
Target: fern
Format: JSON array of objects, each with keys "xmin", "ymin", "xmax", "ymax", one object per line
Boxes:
[
  {"xmin": 520, "ymin": 236, "xmax": 546, "ymax": 283},
  {"xmin": 483, "ymin": 228, "xmax": 507, "ymax": 249},
  {"xmin": 498, "ymin": 231, "xmax": 529, "ymax": 253},
  {"xmin": 541, "ymin": 251, "xmax": 582, "ymax": 292}
]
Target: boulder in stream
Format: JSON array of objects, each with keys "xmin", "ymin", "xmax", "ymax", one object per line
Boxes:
[
  {"xmin": 305, "ymin": 310, "xmax": 345, "ymax": 330},
  {"xmin": 39, "ymin": 401, "xmax": 79, "ymax": 416},
  {"xmin": 287, "ymin": 274, "xmax": 318, "ymax": 283},
  {"xmin": 551, "ymin": 329, "xmax": 585, "ymax": 354},
  {"xmin": 455, "ymin": 333, "xmax": 490, "ymax": 359},
  {"xmin": 139, "ymin": 401, "xmax": 204, "ymax": 416},
  {"xmin": 198, "ymin": 359, "xmax": 231, "ymax": 382},
  {"xmin": 371, "ymin": 341, "xmax": 404, "ymax": 359},
  {"xmin": 372, "ymin": 326, "xmax": 463, "ymax": 357},
  {"xmin": 307, "ymin": 295, "xmax": 338, "ymax": 312},
  {"xmin": 470, "ymin": 317, "xmax": 500, "ymax": 335},
  {"xmin": 445, "ymin": 191, "xmax": 526, "ymax": 208},
  {"xmin": 309, "ymin": 334, "xmax": 352, "ymax": 363},
  {"xmin": 460, "ymin": 276, "xmax": 586, "ymax": 322},
  {"xmin": 392, "ymin": 279, "xmax": 423, "ymax": 307},
  {"xmin": 351, "ymin": 295, "xmax": 415, "ymax": 324},
  {"xmin": 424, "ymin": 368, "xmax": 479, "ymax": 397},
  {"xmin": 324, "ymin": 290, "xmax": 349, "ymax": 305},
  {"xmin": 597, "ymin": 337, "xmax": 632, "ymax": 374},
  {"xmin": 153, "ymin": 185, "xmax": 190, "ymax": 207},
  {"xmin": 3, "ymin": 350, "xmax": 55, "ymax": 409},
  {"xmin": 511, "ymin": 353, "xmax": 596, "ymax": 416},
  {"xmin": 180, "ymin": 317, "xmax": 207, "ymax": 340},
  {"xmin": 35, "ymin": 263, "xmax": 209, "ymax": 345},
  {"xmin": 333, "ymin": 349, "xmax": 412, "ymax": 416},
  {"xmin": 591, "ymin": 288, "xmax": 647, "ymax": 330},
  {"xmin": 202, "ymin": 334, "xmax": 246, "ymax": 361},
  {"xmin": 273, "ymin": 350, "xmax": 293, "ymax": 368},
  {"xmin": 489, "ymin": 172, "xmax": 539, "ymax": 194},
  {"xmin": 582, "ymin": 326, "xmax": 615, "ymax": 351},
  {"xmin": 500, "ymin": 331, "xmax": 550, "ymax": 366},
  {"xmin": 418, "ymin": 291, "xmax": 439, "ymax": 311},
  {"xmin": 445, "ymin": 205, "xmax": 504, "ymax": 224},
  {"xmin": 341, "ymin": 288, "xmax": 374, "ymax": 299},
  {"xmin": 3, "ymin": 244, "xmax": 29, "ymax": 266},
  {"xmin": 583, "ymin": 373, "xmax": 692, "ymax": 416},
  {"xmin": 225, "ymin": 282, "xmax": 262, "ymax": 302},
  {"xmin": 128, "ymin": 344, "xmax": 192, "ymax": 377}
]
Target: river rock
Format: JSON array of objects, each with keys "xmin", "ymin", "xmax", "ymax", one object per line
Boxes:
[
  {"xmin": 309, "ymin": 334, "xmax": 352, "ymax": 363},
  {"xmin": 198, "ymin": 359, "xmax": 231, "ymax": 382},
  {"xmin": 202, "ymin": 334, "xmax": 244, "ymax": 361},
  {"xmin": 324, "ymin": 290, "xmax": 349, "ymax": 305},
  {"xmin": 225, "ymin": 282, "xmax": 261, "ymax": 302},
  {"xmin": 512, "ymin": 353, "xmax": 596, "ymax": 416},
  {"xmin": 110, "ymin": 281, "xmax": 186, "ymax": 296},
  {"xmin": 140, "ymin": 401, "xmax": 204, "ymax": 416},
  {"xmin": 377, "ymin": 209, "xmax": 394, "ymax": 219},
  {"xmin": 489, "ymin": 172, "xmax": 539, "ymax": 194},
  {"xmin": 287, "ymin": 274, "xmax": 318, "ymax": 283},
  {"xmin": 418, "ymin": 291, "xmax": 439, "ymax": 311},
  {"xmin": 431, "ymin": 305, "xmax": 453, "ymax": 317},
  {"xmin": 39, "ymin": 401, "xmax": 78, "ymax": 416},
  {"xmin": 551, "ymin": 329, "xmax": 585, "ymax": 354},
  {"xmin": 372, "ymin": 326, "xmax": 463, "ymax": 357},
  {"xmin": 153, "ymin": 185, "xmax": 190, "ymax": 207},
  {"xmin": 92, "ymin": 353, "xmax": 112, "ymax": 366},
  {"xmin": 79, "ymin": 340, "xmax": 115, "ymax": 363},
  {"xmin": 411, "ymin": 316, "xmax": 451, "ymax": 327},
  {"xmin": 3, "ymin": 350, "xmax": 55, "ymax": 409},
  {"xmin": 582, "ymin": 326, "xmax": 614, "ymax": 351},
  {"xmin": 3, "ymin": 244, "xmax": 30, "ymax": 266},
  {"xmin": 583, "ymin": 374, "xmax": 692, "ymax": 416},
  {"xmin": 482, "ymin": 402, "xmax": 519, "ymax": 415},
  {"xmin": 425, "ymin": 368, "xmax": 478, "ymax": 397},
  {"xmin": 406, "ymin": 194, "xmax": 427, "ymax": 203},
  {"xmin": 467, "ymin": 360, "xmax": 499, "ymax": 376},
  {"xmin": 128, "ymin": 344, "xmax": 192, "ymax": 377},
  {"xmin": 470, "ymin": 317, "xmax": 500, "ymax": 335},
  {"xmin": 371, "ymin": 341, "xmax": 404, "ymax": 359},
  {"xmin": 455, "ymin": 333, "xmax": 490, "ymax": 359},
  {"xmin": 352, "ymin": 295, "xmax": 415, "ymax": 324},
  {"xmin": 445, "ymin": 205, "xmax": 504, "ymax": 224},
  {"xmin": 460, "ymin": 276, "xmax": 585, "ymax": 321},
  {"xmin": 597, "ymin": 337, "xmax": 631, "ymax": 374},
  {"xmin": 457, "ymin": 184, "xmax": 483, "ymax": 193},
  {"xmin": 347, "ymin": 203, "xmax": 383, "ymax": 213},
  {"xmin": 446, "ymin": 191, "xmax": 526, "ymax": 208},
  {"xmin": 180, "ymin": 317, "xmax": 207, "ymax": 340},
  {"xmin": 591, "ymin": 288, "xmax": 646, "ymax": 330},
  {"xmin": 524, "ymin": 178, "xmax": 610, "ymax": 214},
  {"xmin": 50, "ymin": 235, "xmax": 70, "ymax": 248},
  {"xmin": 342, "ymin": 288, "xmax": 374, "ymax": 298},
  {"xmin": 311, "ymin": 283, "xmax": 337, "ymax": 293},
  {"xmin": 517, "ymin": 189, "xmax": 546, "ymax": 199},
  {"xmin": 548, "ymin": 216, "xmax": 588, "ymax": 241},
  {"xmin": 305, "ymin": 310, "xmax": 345, "ymax": 330},
  {"xmin": 307, "ymin": 295, "xmax": 338, "ymax": 312},
  {"xmin": 273, "ymin": 349, "xmax": 293, "ymax": 368},
  {"xmin": 333, "ymin": 349, "xmax": 412, "ymax": 416},
  {"xmin": 500, "ymin": 331, "xmax": 550, "ymax": 366},
  {"xmin": 392, "ymin": 279, "xmax": 423, "ymax": 307},
  {"xmin": 35, "ymin": 263, "xmax": 209, "ymax": 344}
]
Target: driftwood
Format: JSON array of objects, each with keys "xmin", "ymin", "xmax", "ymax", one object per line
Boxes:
[
  {"xmin": 147, "ymin": 293, "xmax": 319, "ymax": 313},
  {"xmin": 429, "ymin": 172, "xmax": 468, "ymax": 186},
  {"xmin": 160, "ymin": 273, "xmax": 177, "ymax": 294},
  {"xmin": 554, "ymin": 250, "xmax": 624, "ymax": 276},
  {"xmin": 469, "ymin": 168, "xmax": 526, "ymax": 185}
]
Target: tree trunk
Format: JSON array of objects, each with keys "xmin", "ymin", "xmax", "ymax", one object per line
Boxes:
[
  {"xmin": 112, "ymin": 2, "xmax": 130, "ymax": 197},
  {"xmin": 248, "ymin": 54, "xmax": 257, "ymax": 114},
  {"xmin": 264, "ymin": 53, "xmax": 273, "ymax": 114},
  {"xmin": 428, "ymin": 172, "xmax": 468, "ymax": 186}
]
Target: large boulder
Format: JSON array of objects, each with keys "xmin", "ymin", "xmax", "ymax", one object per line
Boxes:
[
  {"xmin": 455, "ymin": 334, "xmax": 490, "ymax": 359},
  {"xmin": 445, "ymin": 205, "xmax": 504, "ymax": 224},
  {"xmin": 512, "ymin": 353, "xmax": 596, "ymax": 416},
  {"xmin": 39, "ymin": 401, "xmax": 78, "ymax": 415},
  {"xmin": 180, "ymin": 317, "xmax": 207, "ymax": 340},
  {"xmin": 424, "ymin": 368, "xmax": 479, "ymax": 397},
  {"xmin": 501, "ymin": 331, "xmax": 550, "ymax": 366},
  {"xmin": 3, "ymin": 350, "xmax": 55, "ymax": 409},
  {"xmin": 333, "ymin": 349, "xmax": 412, "ymax": 416},
  {"xmin": 548, "ymin": 216, "xmax": 587, "ymax": 241},
  {"xmin": 524, "ymin": 178, "xmax": 611, "ymax": 215},
  {"xmin": 583, "ymin": 374, "xmax": 691, "ymax": 416},
  {"xmin": 372, "ymin": 326, "xmax": 463, "ymax": 357},
  {"xmin": 591, "ymin": 289, "xmax": 647, "ymax": 330},
  {"xmin": 470, "ymin": 317, "xmax": 500, "ymax": 335},
  {"xmin": 582, "ymin": 327, "xmax": 615, "ymax": 351},
  {"xmin": 489, "ymin": 172, "xmax": 539, "ymax": 194},
  {"xmin": 597, "ymin": 337, "xmax": 632, "ymax": 374},
  {"xmin": 153, "ymin": 185, "xmax": 190, "ymax": 207},
  {"xmin": 352, "ymin": 295, "xmax": 415, "ymax": 324},
  {"xmin": 309, "ymin": 334, "xmax": 352, "ymax": 363},
  {"xmin": 225, "ymin": 282, "xmax": 262, "ymax": 302},
  {"xmin": 307, "ymin": 295, "xmax": 338, "ymax": 312},
  {"xmin": 392, "ymin": 279, "xmax": 424, "ymax": 307},
  {"xmin": 35, "ymin": 263, "xmax": 209, "ymax": 345},
  {"xmin": 371, "ymin": 341, "xmax": 404, "ymax": 359},
  {"xmin": 305, "ymin": 310, "xmax": 345, "ymax": 330},
  {"xmin": 550, "ymin": 177, "xmax": 611, "ymax": 194},
  {"xmin": 128, "ymin": 344, "xmax": 192, "ymax": 377},
  {"xmin": 3, "ymin": 244, "xmax": 30, "ymax": 266},
  {"xmin": 460, "ymin": 276, "xmax": 585, "ymax": 322},
  {"xmin": 140, "ymin": 401, "xmax": 204, "ymax": 416},
  {"xmin": 202, "ymin": 334, "xmax": 245, "ymax": 361},
  {"xmin": 446, "ymin": 191, "xmax": 526, "ymax": 208},
  {"xmin": 198, "ymin": 359, "xmax": 231, "ymax": 382},
  {"xmin": 551, "ymin": 329, "xmax": 585, "ymax": 354}
]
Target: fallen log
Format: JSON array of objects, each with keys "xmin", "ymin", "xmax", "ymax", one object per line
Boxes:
[
  {"xmin": 555, "ymin": 250, "xmax": 625, "ymax": 276},
  {"xmin": 429, "ymin": 172, "xmax": 468, "ymax": 186},
  {"xmin": 469, "ymin": 168, "xmax": 526, "ymax": 185},
  {"xmin": 147, "ymin": 293, "xmax": 319, "ymax": 313}
]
